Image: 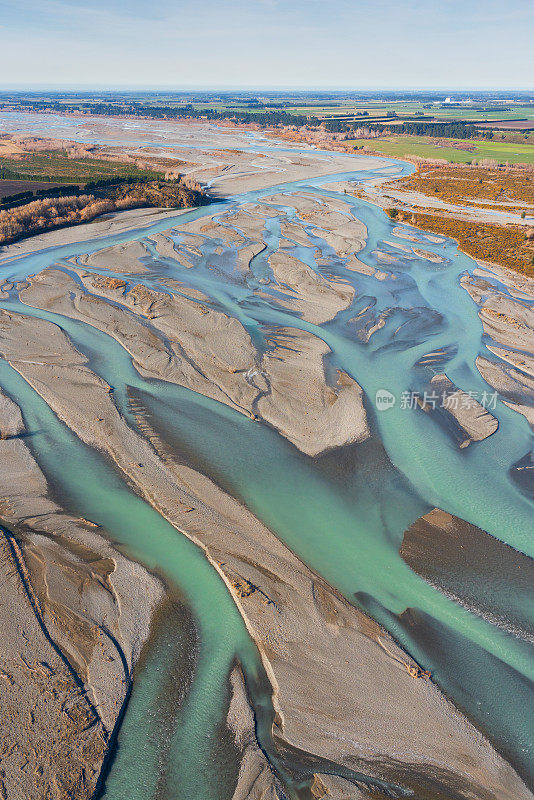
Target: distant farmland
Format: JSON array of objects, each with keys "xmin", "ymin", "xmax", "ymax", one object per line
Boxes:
[
  {"xmin": 348, "ymin": 135, "xmax": 534, "ymax": 165},
  {"xmin": 476, "ymin": 120, "xmax": 534, "ymax": 131}
]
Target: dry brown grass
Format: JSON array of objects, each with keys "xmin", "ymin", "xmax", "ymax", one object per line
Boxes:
[{"xmin": 0, "ymin": 138, "xmax": 25, "ymax": 157}]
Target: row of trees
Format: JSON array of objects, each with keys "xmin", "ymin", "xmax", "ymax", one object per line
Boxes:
[
  {"xmin": 323, "ymin": 119, "xmax": 494, "ymax": 139},
  {"xmin": 0, "ymin": 185, "xmax": 84, "ymax": 210},
  {"xmin": 394, "ymin": 121, "xmax": 494, "ymax": 139},
  {"xmin": 7, "ymin": 100, "xmax": 320, "ymax": 129}
]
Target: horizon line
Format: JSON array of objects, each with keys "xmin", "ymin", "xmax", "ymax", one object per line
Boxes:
[{"xmin": 1, "ymin": 84, "xmax": 533, "ymax": 93}]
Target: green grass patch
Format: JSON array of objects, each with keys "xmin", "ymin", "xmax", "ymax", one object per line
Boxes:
[{"xmin": 347, "ymin": 135, "xmax": 534, "ymax": 165}]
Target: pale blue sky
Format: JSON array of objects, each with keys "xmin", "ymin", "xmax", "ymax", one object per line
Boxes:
[{"xmin": 1, "ymin": 0, "xmax": 532, "ymax": 89}]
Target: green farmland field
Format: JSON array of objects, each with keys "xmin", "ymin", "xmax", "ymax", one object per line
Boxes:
[{"xmin": 346, "ymin": 135, "xmax": 534, "ymax": 165}]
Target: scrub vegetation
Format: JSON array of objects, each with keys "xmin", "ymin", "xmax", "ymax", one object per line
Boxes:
[
  {"xmin": 0, "ymin": 134, "xmax": 205, "ymax": 246},
  {"xmin": 384, "ymin": 164, "xmax": 534, "ymax": 210},
  {"xmin": 0, "ymin": 179, "xmax": 205, "ymax": 246},
  {"xmin": 387, "ymin": 207, "xmax": 534, "ymax": 276}
]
